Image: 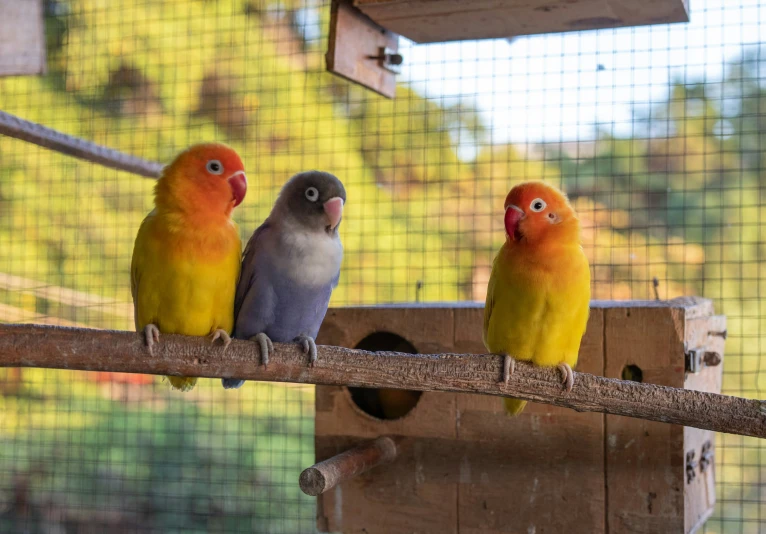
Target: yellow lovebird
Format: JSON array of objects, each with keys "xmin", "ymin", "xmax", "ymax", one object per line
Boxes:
[
  {"xmin": 483, "ymin": 181, "xmax": 590, "ymax": 416},
  {"xmin": 131, "ymin": 143, "xmax": 248, "ymax": 391}
]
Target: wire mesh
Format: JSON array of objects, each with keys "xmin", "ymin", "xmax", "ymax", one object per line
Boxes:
[{"xmin": 0, "ymin": 0, "xmax": 763, "ymax": 532}]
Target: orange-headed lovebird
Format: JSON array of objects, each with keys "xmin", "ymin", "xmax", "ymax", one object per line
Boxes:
[
  {"xmin": 131, "ymin": 143, "xmax": 248, "ymax": 391},
  {"xmin": 483, "ymin": 181, "xmax": 590, "ymax": 416}
]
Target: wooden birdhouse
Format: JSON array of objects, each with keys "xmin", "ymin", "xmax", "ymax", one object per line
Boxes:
[
  {"xmin": 0, "ymin": 0, "xmax": 46, "ymax": 77},
  {"xmin": 312, "ymin": 298, "xmax": 724, "ymax": 534}
]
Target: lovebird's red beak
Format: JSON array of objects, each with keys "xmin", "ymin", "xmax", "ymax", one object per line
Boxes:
[
  {"xmin": 323, "ymin": 197, "xmax": 344, "ymax": 230},
  {"xmin": 504, "ymin": 204, "xmax": 524, "ymax": 241},
  {"xmin": 228, "ymin": 171, "xmax": 247, "ymax": 208}
]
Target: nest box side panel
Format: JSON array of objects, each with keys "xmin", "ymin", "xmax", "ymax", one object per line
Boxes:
[
  {"xmin": 683, "ymin": 313, "xmax": 725, "ymax": 533},
  {"xmin": 604, "ymin": 299, "xmax": 717, "ymax": 533},
  {"xmin": 315, "ymin": 306, "xmax": 459, "ymax": 533},
  {"xmin": 453, "ymin": 307, "xmax": 606, "ymax": 533},
  {"xmin": 0, "ymin": 0, "xmax": 46, "ymax": 76}
]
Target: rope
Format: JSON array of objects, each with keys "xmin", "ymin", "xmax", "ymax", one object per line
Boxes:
[{"xmin": 0, "ymin": 110, "xmax": 163, "ymax": 178}]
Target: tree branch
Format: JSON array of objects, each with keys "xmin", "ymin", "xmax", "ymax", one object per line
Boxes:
[{"xmin": 0, "ymin": 324, "xmax": 763, "ymax": 439}]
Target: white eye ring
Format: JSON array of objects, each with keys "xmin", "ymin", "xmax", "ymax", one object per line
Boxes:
[
  {"xmin": 305, "ymin": 186, "xmax": 319, "ymax": 202},
  {"xmin": 530, "ymin": 198, "xmax": 546, "ymax": 212},
  {"xmin": 206, "ymin": 160, "xmax": 224, "ymax": 175}
]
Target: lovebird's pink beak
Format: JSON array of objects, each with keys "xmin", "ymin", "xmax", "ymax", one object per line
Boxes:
[
  {"xmin": 228, "ymin": 171, "xmax": 247, "ymax": 208},
  {"xmin": 504, "ymin": 204, "xmax": 524, "ymax": 241},
  {"xmin": 323, "ymin": 196, "xmax": 344, "ymax": 230}
]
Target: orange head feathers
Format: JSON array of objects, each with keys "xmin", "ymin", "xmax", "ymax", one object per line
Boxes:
[
  {"xmin": 154, "ymin": 143, "xmax": 247, "ymax": 218},
  {"xmin": 503, "ymin": 181, "xmax": 580, "ymax": 247}
]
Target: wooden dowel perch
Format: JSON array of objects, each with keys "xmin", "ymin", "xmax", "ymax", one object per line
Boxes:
[
  {"xmin": 0, "ymin": 110, "xmax": 163, "ymax": 178},
  {"xmin": 299, "ymin": 436, "xmax": 398, "ymax": 496},
  {"xmin": 0, "ymin": 324, "xmax": 764, "ymax": 439}
]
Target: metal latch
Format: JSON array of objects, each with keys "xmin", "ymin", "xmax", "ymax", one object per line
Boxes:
[
  {"xmin": 369, "ymin": 47, "xmax": 403, "ymax": 74},
  {"xmin": 685, "ymin": 347, "xmax": 722, "ymax": 374}
]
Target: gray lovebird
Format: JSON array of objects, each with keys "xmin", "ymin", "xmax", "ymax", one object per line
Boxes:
[{"xmin": 222, "ymin": 171, "xmax": 345, "ymax": 389}]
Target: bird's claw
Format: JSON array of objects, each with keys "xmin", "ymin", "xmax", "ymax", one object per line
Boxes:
[
  {"xmin": 222, "ymin": 333, "xmax": 272, "ymax": 389},
  {"xmin": 500, "ymin": 353, "xmax": 515, "ymax": 385},
  {"xmin": 558, "ymin": 362, "xmax": 575, "ymax": 392},
  {"xmin": 295, "ymin": 335, "xmax": 318, "ymax": 367},
  {"xmin": 144, "ymin": 324, "xmax": 160, "ymax": 356},
  {"xmin": 211, "ymin": 329, "xmax": 232, "ymax": 351},
  {"xmin": 251, "ymin": 332, "xmax": 274, "ymax": 368}
]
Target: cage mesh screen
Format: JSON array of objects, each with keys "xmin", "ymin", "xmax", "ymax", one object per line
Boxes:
[{"xmin": 0, "ymin": 0, "xmax": 763, "ymax": 532}]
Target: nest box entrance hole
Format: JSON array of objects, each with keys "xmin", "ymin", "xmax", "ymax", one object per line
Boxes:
[{"xmin": 347, "ymin": 332, "xmax": 422, "ymax": 420}]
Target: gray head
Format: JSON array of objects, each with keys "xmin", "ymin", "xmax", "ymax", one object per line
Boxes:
[{"xmin": 274, "ymin": 171, "xmax": 346, "ymax": 235}]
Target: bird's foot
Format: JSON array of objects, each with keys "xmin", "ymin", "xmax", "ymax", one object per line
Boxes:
[
  {"xmin": 295, "ymin": 335, "xmax": 318, "ymax": 367},
  {"xmin": 499, "ymin": 353, "xmax": 515, "ymax": 385},
  {"xmin": 557, "ymin": 362, "xmax": 575, "ymax": 392},
  {"xmin": 144, "ymin": 324, "xmax": 160, "ymax": 356},
  {"xmin": 253, "ymin": 332, "xmax": 274, "ymax": 368},
  {"xmin": 210, "ymin": 329, "xmax": 232, "ymax": 351},
  {"xmin": 222, "ymin": 332, "xmax": 272, "ymax": 390}
]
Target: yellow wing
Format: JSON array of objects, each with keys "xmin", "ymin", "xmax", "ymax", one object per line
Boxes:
[
  {"xmin": 482, "ymin": 261, "xmax": 496, "ymax": 351},
  {"xmin": 131, "ymin": 211, "xmax": 242, "ymax": 391},
  {"xmin": 485, "ymin": 244, "xmax": 589, "ymax": 367},
  {"xmin": 130, "ymin": 211, "xmax": 153, "ymax": 331},
  {"xmin": 483, "ymin": 243, "xmax": 590, "ymax": 416},
  {"xmin": 484, "ymin": 248, "xmax": 550, "ymax": 363}
]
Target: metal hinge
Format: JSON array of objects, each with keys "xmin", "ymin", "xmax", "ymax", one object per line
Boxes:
[
  {"xmin": 685, "ymin": 346, "xmax": 722, "ymax": 374},
  {"xmin": 700, "ymin": 440, "xmax": 714, "ymax": 472},
  {"xmin": 686, "ymin": 450, "xmax": 698, "ymax": 484}
]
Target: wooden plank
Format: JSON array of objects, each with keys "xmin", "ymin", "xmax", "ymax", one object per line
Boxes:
[
  {"xmin": 0, "ymin": 303, "xmax": 87, "ymax": 327},
  {"xmin": 326, "ymin": 0, "xmax": 399, "ymax": 98},
  {"xmin": 315, "ymin": 305, "xmax": 458, "ymax": 532},
  {"xmin": 316, "ymin": 386, "xmax": 455, "ymax": 439},
  {"xmin": 0, "ymin": 272, "xmax": 134, "ymax": 321},
  {"xmin": 683, "ymin": 426, "xmax": 716, "ymax": 534},
  {"xmin": 319, "ymin": 305, "xmax": 456, "ymax": 355},
  {"xmin": 604, "ymin": 299, "xmax": 723, "ymax": 534},
  {"xmin": 354, "ymin": 0, "xmax": 690, "ymax": 43},
  {"xmin": 605, "ymin": 303, "xmax": 687, "ymax": 533},
  {"xmin": 683, "ymin": 315, "xmax": 724, "ymax": 533},
  {"xmin": 317, "ymin": 436, "xmax": 459, "ymax": 533},
  {"xmin": 455, "ymin": 308, "xmax": 605, "ymax": 533},
  {"xmin": 0, "ymin": 0, "xmax": 46, "ymax": 76}
]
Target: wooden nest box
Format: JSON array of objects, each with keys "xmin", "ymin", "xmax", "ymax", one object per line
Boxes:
[{"xmin": 313, "ymin": 298, "xmax": 725, "ymax": 534}]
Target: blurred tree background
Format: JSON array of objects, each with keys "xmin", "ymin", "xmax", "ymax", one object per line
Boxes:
[{"xmin": 0, "ymin": 0, "xmax": 764, "ymax": 532}]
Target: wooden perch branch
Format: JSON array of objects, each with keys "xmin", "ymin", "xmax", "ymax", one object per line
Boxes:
[
  {"xmin": 0, "ymin": 324, "xmax": 764, "ymax": 439},
  {"xmin": 0, "ymin": 110, "xmax": 163, "ymax": 178},
  {"xmin": 299, "ymin": 436, "xmax": 398, "ymax": 496}
]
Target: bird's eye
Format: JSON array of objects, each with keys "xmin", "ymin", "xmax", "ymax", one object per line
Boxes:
[
  {"xmin": 530, "ymin": 198, "xmax": 546, "ymax": 212},
  {"xmin": 206, "ymin": 160, "xmax": 224, "ymax": 175},
  {"xmin": 305, "ymin": 187, "xmax": 319, "ymax": 202}
]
